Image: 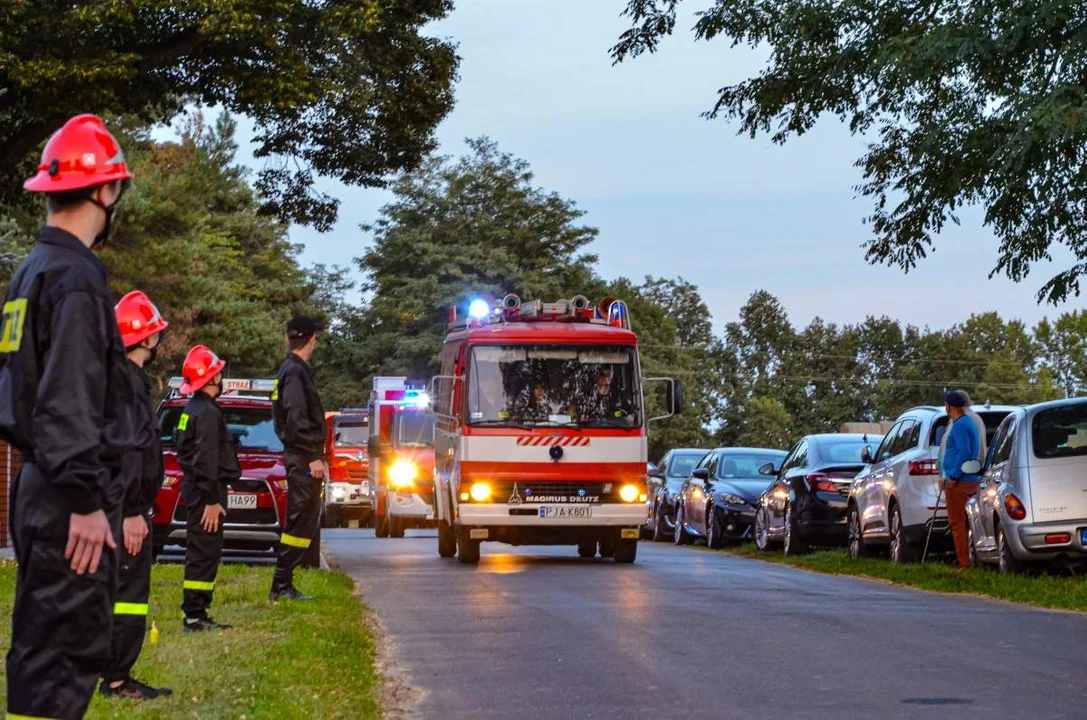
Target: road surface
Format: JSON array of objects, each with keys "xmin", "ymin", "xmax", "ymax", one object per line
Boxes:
[{"xmin": 325, "ymin": 529, "xmax": 1087, "ymax": 719}]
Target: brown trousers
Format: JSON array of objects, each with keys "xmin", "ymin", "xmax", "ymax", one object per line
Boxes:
[{"xmin": 946, "ymin": 481, "xmax": 978, "ymax": 568}]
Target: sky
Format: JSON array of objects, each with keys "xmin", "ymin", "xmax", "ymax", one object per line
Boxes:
[{"xmin": 224, "ymin": 0, "xmax": 1078, "ymax": 335}]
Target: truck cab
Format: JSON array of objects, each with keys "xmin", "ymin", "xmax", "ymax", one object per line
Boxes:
[
  {"xmin": 370, "ymin": 379, "xmax": 438, "ymax": 537},
  {"xmin": 429, "ymin": 294, "xmax": 680, "ymax": 564},
  {"xmin": 324, "ymin": 408, "xmax": 373, "ymax": 528}
]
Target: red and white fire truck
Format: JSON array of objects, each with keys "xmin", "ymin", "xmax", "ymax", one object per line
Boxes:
[
  {"xmin": 323, "ymin": 408, "xmax": 373, "ymax": 528},
  {"xmin": 429, "ymin": 294, "xmax": 681, "ymax": 564},
  {"xmin": 369, "ymin": 377, "xmax": 438, "ymax": 538}
]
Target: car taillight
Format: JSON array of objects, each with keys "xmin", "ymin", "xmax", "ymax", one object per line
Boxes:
[
  {"xmin": 806, "ymin": 474, "xmax": 837, "ymax": 493},
  {"xmin": 909, "ymin": 459, "xmax": 939, "ymax": 476},
  {"xmin": 273, "ymin": 479, "xmax": 288, "ymax": 491},
  {"xmin": 1045, "ymin": 533, "xmax": 1070, "ymax": 545},
  {"xmin": 1005, "ymin": 494, "xmax": 1027, "ymax": 521}
]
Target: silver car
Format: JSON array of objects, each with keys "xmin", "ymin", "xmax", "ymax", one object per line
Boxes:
[
  {"xmin": 967, "ymin": 398, "xmax": 1087, "ymax": 572},
  {"xmin": 849, "ymin": 404, "xmax": 1014, "ymax": 562}
]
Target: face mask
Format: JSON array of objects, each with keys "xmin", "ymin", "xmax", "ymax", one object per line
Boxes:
[{"xmin": 88, "ymin": 182, "xmax": 127, "ymax": 248}]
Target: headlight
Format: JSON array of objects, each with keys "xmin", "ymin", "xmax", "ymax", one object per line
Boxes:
[
  {"xmin": 469, "ymin": 482, "xmax": 492, "ymax": 502},
  {"xmin": 619, "ymin": 484, "xmax": 640, "ymax": 503},
  {"xmin": 387, "ymin": 459, "xmax": 418, "ymax": 489},
  {"xmin": 719, "ymin": 493, "xmax": 748, "ymax": 507},
  {"xmin": 332, "ymin": 486, "xmax": 346, "ymax": 500}
]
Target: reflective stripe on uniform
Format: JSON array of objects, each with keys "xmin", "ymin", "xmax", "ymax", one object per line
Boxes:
[
  {"xmin": 7, "ymin": 714, "xmax": 57, "ymax": 719},
  {"xmin": 113, "ymin": 602, "xmax": 149, "ymax": 616},
  {"xmin": 183, "ymin": 580, "xmax": 215, "ymax": 591},
  {"xmin": 280, "ymin": 533, "xmax": 311, "ymax": 549},
  {"xmin": 177, "ymin": 412, "xmax": 189, "ymax": 431}
]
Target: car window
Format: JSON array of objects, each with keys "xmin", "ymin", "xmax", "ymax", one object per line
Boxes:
[
  {"xmin": 705, "ymin": 452, "xmax": 719, "ymax": 477},
  {"xmin": 668, "ymin": 454, "xmax": 703, "ymax": 478},
  {"xmin": 718, "ymin": 452, "xmax": 787, "ymax": 479},
  {"xmin": 876, "ymin": 422, "xmax": 905, "ymax": 462},
  {"xmin": 820, "ymin": 439, "xmax": 871, "ymax": 464},
  {"xmin": 782, "ymin": 441, "xmax": 809, "ymax": 472},
  {"xmin": 889, "ymin": 420, "xmax": 918, "ymax": 456},
  {"xmin": 1032, "ymin": 405, "xmax": 1087, "ymax": 459},
  {"xmin": 904, "ymin": 420, "xmax": 922, "ymax": 449},
  {"xmin": 988, "ymin": 415, "xmax": 1016, "ymax": 466}
]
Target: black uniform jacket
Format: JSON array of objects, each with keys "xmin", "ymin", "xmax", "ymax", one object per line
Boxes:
[
  {"xmin": 176, "ymin": 392, "xmax": 240, "ymax": 508},
  {"xmin": 272, "ymin": 353, "xmax": 325, "ymax": 461},
  {"xmin": 0, "ymin": 227, "xmax": 140, "ymax": 514}
]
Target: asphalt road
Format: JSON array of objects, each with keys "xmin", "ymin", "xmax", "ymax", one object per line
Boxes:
[{"xmin": 325, "ymin": 529, "xmax": 1087, "ymax": 719}]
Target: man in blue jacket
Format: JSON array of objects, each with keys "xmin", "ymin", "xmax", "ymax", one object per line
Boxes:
[{"xmin": 942, "ymin": 390, "xmax": 981, "ymax": 568}]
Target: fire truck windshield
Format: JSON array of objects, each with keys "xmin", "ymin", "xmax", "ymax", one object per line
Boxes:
[
  {"xmin": 467, "ymin": 345, "xmax": 641, "ymax": 428},
  {"xmin": 334, "ymin": 420, "xmax": 369, "ymax": 447},
  {"xmin": 397, "ymin": 411, "xmax": 436, "ymax": 448}
]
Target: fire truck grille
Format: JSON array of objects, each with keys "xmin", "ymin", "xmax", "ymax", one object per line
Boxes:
[
  {"xmin": 346, "ymin": 468, "xmax": 368, "ymax": 481},
  {"xmin": 486, "ymin": 482, "xmax": 623, "ymax": 503}
]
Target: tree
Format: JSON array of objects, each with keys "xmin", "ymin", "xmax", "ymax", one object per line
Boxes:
[
  {"xmin": 102, "ymin": 112, "xmax": 315, "ymax": 389},
  {"xmin": 741, "ymin": 396, "xmax": 794, "ymax": 450},
  {"xmin": 613, "ymin": 1, "xmax": 1087, "ymax": 303},
  {"xmin": 357, "ymin": 137, "xmax": 600, "ymax": 378},
  {"xmin": 1035, "ymin": 311, "xmax": 1087, "ymax": 397},
  {"xmin": 0, "ymin": 0, "xmax": 458, "ymax": 230}
]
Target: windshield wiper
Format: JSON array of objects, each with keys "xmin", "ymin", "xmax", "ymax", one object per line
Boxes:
[
  {"xmin": 469, "ymin": 419, "xmax": 535, "ymax": 430},
  {"xmin": 531, "ymin": 421, "xmax": 584, "ymax": 431}
]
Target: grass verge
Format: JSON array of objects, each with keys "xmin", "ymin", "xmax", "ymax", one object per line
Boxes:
[
  {"xmin": 0, "ymin": 561, "xmax": 381, "ymax": 719},
  {"xmin": 716, "ymin": 543, "xmax": 1087, "ymax": 613}
]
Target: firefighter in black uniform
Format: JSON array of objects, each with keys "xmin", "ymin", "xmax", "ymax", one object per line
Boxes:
[
  {"xmin": 101, "ymin": 290, "xmax": 172, "ymax": 699},
  {"xmin": 269, "ymin": 315, "xmax": 327, "ymax": 601},
  {"xmin": 176, "ymin": 344, "xmax": 240, "ymax": 631},
  {"xmin": 0, "ymin": 114, "xmax": 139, "ymax": 720}
]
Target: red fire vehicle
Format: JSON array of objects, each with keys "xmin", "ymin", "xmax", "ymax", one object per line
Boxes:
[
  {"xmin": 323, "ymin": 408, "xmax": 373, "ymax": 527},
  {"xmin": 369, "ymin": 378, "xmax": 438, "ymax": 538},
  {"xmin": 430, "ymin": 294, "xmax": 681, "ymax": 564},
  {"xmin": 152, "ymin": 377, "xmax": 289, "ymax": 557}
]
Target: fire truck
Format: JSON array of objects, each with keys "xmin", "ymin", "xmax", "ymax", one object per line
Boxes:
[
  {"xmin": 369, "ymin": 378, "xmax": 438, "ymax": 538},
  {"xmin": 429, "ymin": 294, "xmax": 681, "ymax": 564},
  {"xmin": 323, "ymin": 408, "xmax": 373, "ymax": 528},
  {"xmin": 154, "ymin": 377, "xmax": 290, "ymax": 557}
]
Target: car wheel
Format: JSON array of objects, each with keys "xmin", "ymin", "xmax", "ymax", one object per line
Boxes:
[
  {"xmin": 754, "ymin": 506, "xmax": 774, "ymax": 551},
  {"xmin": 374, "ymin": 502, "xmax": 389, "ymax": 538},
  {"xmin": 438, "ymin": 520, "xmax": 457, "ymax": 558},
  {"xmin": 389, "ymin": 514, "xmax": 406, "ymax": 538},
  {"xmin": 997, "ymin": 522, "xmax": 1023, "ymax": 574},
  {"xmin": 577, "ymin": 541, "xmax": 596, "ymax": 558},
  {"xmin": 888, "ymin": 503, "xmax": 918, "ymax": 563},
  {"xmin": 848, "ymin": 505, "xmax": 864, "ymax": 560},
  {"xmin": 673, "ymin": 506, "xmax": 693, "ymax": 546},
  {"xmin": 706, "ymin": 505, "xmax": 724, "ymax": 550},
  {"xmin": 782, "ymin": 504, "xmax": 808, "ymax": 556},
  {"xmin": 599, "ymin": 539, "xmax": 617, "ymax": 558},
  {"xmin": 652, "ymin": 502, "xmax": 668, "ymax": 542},
  {"xmin": 457, "ymin": 526, "xmax": 481, "ymax": 565}
]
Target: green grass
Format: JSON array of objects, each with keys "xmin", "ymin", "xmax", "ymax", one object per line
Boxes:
[
  {"xmin": 714, "ymin": 543, "xmax": 1087, "ymax": 612},
  {"xmin": 0, "ymin": 561, "xmax": 381, "ymax": 719}
]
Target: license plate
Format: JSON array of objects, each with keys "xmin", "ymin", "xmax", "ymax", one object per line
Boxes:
[
  {"xmin": 228, "ymin": 493, "xmax": 257, "ymax": 510},
  {"xmin": 539, "ymin": 505, "xmax": 592, "ymax": 519},
  {"xmin": 1080, "ymin": 529, "xmax": 1087, "ymax": 545}
]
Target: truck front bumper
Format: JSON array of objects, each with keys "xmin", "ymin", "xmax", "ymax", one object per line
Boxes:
[{"xmin": 458, "ymin": 502, "xmax": 648, "ymax": 526}]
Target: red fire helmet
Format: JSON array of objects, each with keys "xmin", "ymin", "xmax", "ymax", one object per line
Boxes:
[
  {"xmin": 115, "ymin": 290, "xmax": 168, "ymax": 349},
  {"xmin": 24, "ymin": 114, "xmax": 133, "ymax": 194},
  {"xmin": 180, "ymin": 344, "xmax": 226, "ymax": 395}
]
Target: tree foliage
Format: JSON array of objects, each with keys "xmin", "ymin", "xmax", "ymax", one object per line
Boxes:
[
  {"xmin": 613, "ymin": 0, "xmax": 1087, "ymax": 303},
  {"xmin": 0, "ymin": 0, "xmax": 459, "ymax": 230}
]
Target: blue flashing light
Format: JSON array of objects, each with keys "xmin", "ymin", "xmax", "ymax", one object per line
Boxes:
[
  {"xmin": 578, "ymin": 488, "xmax": 586, "ymax": 497},
  {"xmin": 468, "ymin": 299, "xmax": 490, "ymax": 319}
]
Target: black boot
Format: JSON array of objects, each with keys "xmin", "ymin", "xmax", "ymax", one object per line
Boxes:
[
  {"xmin": 269, "ymin": 586, "xmax": 315, "ymax": 602},
  {"xmin": 182, "ymin": 616, "xmax": 232, "ymax": 633},
  {"xmin": 100, "ymin": 677, "xmax": 174, "ymax": 699}
]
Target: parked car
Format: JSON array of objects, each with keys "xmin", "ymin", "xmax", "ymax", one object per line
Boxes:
[
  {"xmin": 673, "ymin": 447, "xmax": 788, "ymax": 548},
  {"xmin": 153, "ymin": 378, "xmax": 291, "ymax": 558},
  {"xmin": 848, "ymin": 404, "xmax": 1015, "ymax": 562},
  {"xmin": 645, "ymin": 448, "xmax": 710, "ymax": 541},
  {"xmin": 967, "ymin": 399, "xmax": 1087, "ymax": 572},
  {"xmin": 754, "ymin": 434, "xmax": 880, "ymax": 555}
]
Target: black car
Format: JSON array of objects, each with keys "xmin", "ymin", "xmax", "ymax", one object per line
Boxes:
[
  {"xmin": 673, "ymin": 447, "xmax": 788, "ymax": 548},
  {"xmin": 754, "ymin": 433, "xmax": 879, "ymax": 555},
  {"xmin": 645, "ymin": 448, "xmax": 710, "ymax": 541}
]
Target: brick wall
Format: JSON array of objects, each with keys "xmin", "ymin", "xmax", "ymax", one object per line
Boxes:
[{"xmin": 0, "ymin": 441, "xmax": 18, "ymax": 548}]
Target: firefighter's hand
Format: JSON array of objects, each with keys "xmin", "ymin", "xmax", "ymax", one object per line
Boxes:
[
  {"xmin": 123, "ymin": 514, "xmax": 149, "ymax": 556},
  {"xmin": 202, "ymin": 503, "xmax": 226, "ymax": 533},
  {"xmin": 309, "ymin": 459, "xmax": 327, "ymax": 480},
  {"xmin": 66, "ymin": 510, "xmax": 117, "ymax": 575}
]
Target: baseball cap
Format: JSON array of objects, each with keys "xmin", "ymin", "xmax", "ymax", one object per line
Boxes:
[
  {"xmin": 287, "ymin": 315, "xmax": 324, "ymax": 340},
  {"xmin": 943, "ymin": 390, "xmax": 969, "ymax": 408}
]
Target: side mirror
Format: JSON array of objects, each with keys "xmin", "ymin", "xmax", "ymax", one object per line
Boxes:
[
  {"xmin": 648, "ymin": 468, "xmax": 664, "ymax": 479},
  {"xmin": 861, "ymin": 445, "xmax": 873, "ymax": 464},
  {"xmin": 691, "ymin": 468, "xmax": 710, "ymax": 481},
  {"xmin": 667, "ymin": 380, "xmax": 685, "ymax": 416},
  {"xmin": 961, "ymin": 459, "xmax": 982, "ymax": 475},
  {"xmin": 758, "ymin": 462, "xmax": 778, "ymax": 476}
]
